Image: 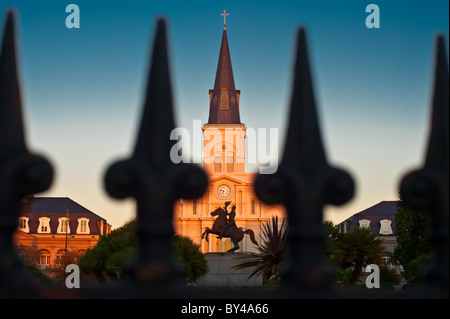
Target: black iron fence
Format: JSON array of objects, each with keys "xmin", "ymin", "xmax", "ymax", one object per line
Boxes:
[{"xmin": 0, "ymin": 10, "xmax": 448, "ymax": 299}]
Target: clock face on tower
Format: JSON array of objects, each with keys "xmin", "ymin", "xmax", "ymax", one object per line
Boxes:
[{"xmin": 217, "ymin": 184, "xmax": 231, "ymax": 198}]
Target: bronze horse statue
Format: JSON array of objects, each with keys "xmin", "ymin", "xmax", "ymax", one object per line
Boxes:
[{"xmin": 201, "ymin": 205, "xmax": 259, "ymax": 253}]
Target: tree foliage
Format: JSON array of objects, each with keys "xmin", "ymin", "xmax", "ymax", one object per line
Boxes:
[
  {"xmin": 234, "ymin": 218, "xmax": 389, "ymax": 287},
  {"xmin": 324, "ymin": 222, "xmax": 391, "ymax": 287},
  {"xmin": 343, "ymin": 227, "xmax": 385, "ymax": 284},
  {"xmin": 393, "ymin": 196, "xmax": 432, "ymax": 284},
  {"xmin": 78, "ymin": 220, "xmax": 136, "ymax": 280},
  {"xmin": 172, "ymin": 234, "xmax": 209, "ymax": 284},
  {"xmin": 77, "ymin": 220, "xmax": 208, "ymax": 283}
]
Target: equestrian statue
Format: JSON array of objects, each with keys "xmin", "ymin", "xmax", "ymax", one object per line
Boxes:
[{"xmin": 201, "ymin": 201, "xmax": 259, "ymax": 253}]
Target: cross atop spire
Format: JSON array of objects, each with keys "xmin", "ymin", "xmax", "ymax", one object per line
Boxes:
[{"xmin": 220, "ymin": 10, "xmax": 229, "ymax": 30}]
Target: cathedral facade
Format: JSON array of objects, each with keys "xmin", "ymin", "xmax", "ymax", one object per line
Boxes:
[{"xmin": 173, "ymin": 22, "xmax": 285, "ymax": 253}]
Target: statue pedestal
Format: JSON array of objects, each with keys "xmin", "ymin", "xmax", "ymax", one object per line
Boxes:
[{"xmin": 196, "ymin": 252, "xmax": 263, "ymax": 287}]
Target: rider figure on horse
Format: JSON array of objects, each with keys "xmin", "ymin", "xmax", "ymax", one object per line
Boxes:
[
  {"xmin": 201, "ymin": 201, "xmax": 259, "ymax": 252},
  {"xmin": 218, "ymin": 201, "xmax": 236, "ymax": 239}
]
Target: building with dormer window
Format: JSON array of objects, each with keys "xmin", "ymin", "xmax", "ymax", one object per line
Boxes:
[
  {"xmin": 337, "ymin": 201, "xmax": 398, "ymax": 255},
  {"xmin": 14, "ymin": 195, "xmax": 111, "ymax": 275}
]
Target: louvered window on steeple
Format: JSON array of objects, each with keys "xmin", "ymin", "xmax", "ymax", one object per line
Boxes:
[{"xmin": 220, "ymin": 88, "xmax": 229, "ymax": 109}]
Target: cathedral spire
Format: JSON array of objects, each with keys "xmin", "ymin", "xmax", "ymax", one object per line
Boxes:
[{"xmin": 207, "ymin": 13, "xmax": 241, "ymax": 124}]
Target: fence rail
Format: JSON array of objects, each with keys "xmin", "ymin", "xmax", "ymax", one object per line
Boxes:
[{"xmin": 0, "ymin": 10, "xmax": 448, "ymax": 299}]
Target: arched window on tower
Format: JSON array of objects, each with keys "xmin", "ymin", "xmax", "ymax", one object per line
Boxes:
[
  {"xmin": 226, "ymin": 155, "xmax": 234, "ymax": 173},
  {"xmin": 214, "ymin": 156, "xmax": 222, "ymax": 172}
]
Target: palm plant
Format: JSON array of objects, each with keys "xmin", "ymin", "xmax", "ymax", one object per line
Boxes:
[
  {"xmin": 232, "ymin": 216, "xmax": 288, "ymax": 282},
  {"xmin": 342, "ymin": 227, "xmax": 385, "ymax": 284}
]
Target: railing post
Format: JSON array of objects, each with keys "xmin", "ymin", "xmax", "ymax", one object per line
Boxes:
[
  {"xmin": 104, "ymin": 19, "xmax": 207, "ymax": 288},
  {"xmin": 1, "ymin": 7, "xmax": 447, "ymax": 298},
  {"xmin": 254, "ymin": 28, "xmax": 354, "ymax": 293},
  {"xmin": 400, "ymin": 35, "xmax": 448, "ymax": 296},
  {"xmin": 0, "ymin": 11, "xmax": 53, "ymax": 297}
]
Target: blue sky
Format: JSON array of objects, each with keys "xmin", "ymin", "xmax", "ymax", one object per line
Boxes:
[{"xmin": 1, "ymin": 1, "xmax": 448, "ymax": 228}]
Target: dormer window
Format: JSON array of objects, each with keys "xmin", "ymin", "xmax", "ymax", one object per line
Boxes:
[
  {"xmin": 359, "ymin": 219, "xmax": 370, "ymax": 229},
  {"xmin": 18, "ymin": 217, "xmax": 29, "ymax": 233},
  {"xmin": 77, "ymin": 218, "xmax": 90, "ymax": 234},
  {"xmin": 38, "ymin": 217, "xmax": 51, "ymax": 233},
  {"xmin": 220, "ymin": 88, "xmax": 229, "ymax": 109},
  {"xmin": 379, "ymin": 219, "xmax": 393, "ymax": 235},
  {"xmin": 57, "ymin": 217, "xmax": 71, "ymax": 234}
]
